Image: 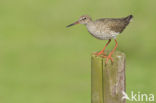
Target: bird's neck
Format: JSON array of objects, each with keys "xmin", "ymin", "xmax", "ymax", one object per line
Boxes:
[
  {"xmin": 86, "ymin": 21, "xmax": 94, "ymax": 27},
  {"xmin": 86, "ymin": 21, "xmax": 96, "ymax": 34}
]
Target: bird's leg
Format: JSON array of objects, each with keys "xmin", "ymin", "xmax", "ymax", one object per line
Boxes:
[
  {"xmin": 105, "ymin": 39, "xmax": 118, "ymax": 64},
  {"xmin": 95, "ymin": 39, "xmax": 111, "ymax": 56}
]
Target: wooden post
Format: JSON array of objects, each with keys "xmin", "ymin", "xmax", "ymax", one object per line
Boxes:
[{"xmin": 91, "ymin": 51, "xmax": 126, "ymax": 103}]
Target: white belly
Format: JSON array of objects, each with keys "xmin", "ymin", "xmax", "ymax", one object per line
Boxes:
[{"xmin": 86, "ymin": 24, "xmax": 119, "ymax": 40}]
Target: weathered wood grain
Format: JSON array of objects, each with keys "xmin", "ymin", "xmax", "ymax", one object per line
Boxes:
[{"xmin": 91, "ymin": 51, "xmax": 126, "ymax": 103}]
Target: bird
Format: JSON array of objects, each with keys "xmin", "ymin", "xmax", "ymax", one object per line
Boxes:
[{"xmin": 66, "ymin": 15, "xmax": 133, "ymax": 64}]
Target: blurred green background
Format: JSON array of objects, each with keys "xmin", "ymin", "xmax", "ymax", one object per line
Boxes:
[{"xmin": 0, "ymin": 0, "xmax": 156, "ymax": 103}]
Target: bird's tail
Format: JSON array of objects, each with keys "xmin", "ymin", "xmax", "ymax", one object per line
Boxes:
[{"xmin": 124, "ymin": 15, "xmax": 133, "ymax": 22}]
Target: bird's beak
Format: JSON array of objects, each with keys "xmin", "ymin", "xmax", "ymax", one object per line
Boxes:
[{"xmin": 66, "ymin": 21, "xmax": 79, "ymax": 28}]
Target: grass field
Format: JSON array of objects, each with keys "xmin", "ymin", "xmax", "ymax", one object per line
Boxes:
[{"xmin": 0, "ymin": 0, "xmax": 156, "ymax": 103}]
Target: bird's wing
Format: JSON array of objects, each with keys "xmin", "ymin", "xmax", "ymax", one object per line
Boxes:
[{"xmin": 95, "ymin": 17, "xmax": 131, "ymax": 33}]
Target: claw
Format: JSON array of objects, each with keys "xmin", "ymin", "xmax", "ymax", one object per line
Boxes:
[
  {"xmin": 101, "ymin": 55, "xmax": 113, "ymax": 64},
  {"xmin": 105, "ymin": 55, "xmax": 113, "ymax": 64}
]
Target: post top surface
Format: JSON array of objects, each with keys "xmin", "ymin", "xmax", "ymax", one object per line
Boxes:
[{"xmin": 91, "ymin": 51, "xmax": 126, "ymax": 59}]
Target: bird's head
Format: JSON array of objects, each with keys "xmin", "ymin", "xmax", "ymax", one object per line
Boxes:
[{"xmin": 66, "ymin": 15, "xmax": 92, "ymax": 27}]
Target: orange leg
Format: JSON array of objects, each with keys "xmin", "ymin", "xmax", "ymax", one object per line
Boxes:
[
  {"xmin": 96, "ymin": 39, "xmax": 111, "ymax": 56},
  {"xmin": 105, "ymin": 39, "xmax": 118, "ymax": 64}
]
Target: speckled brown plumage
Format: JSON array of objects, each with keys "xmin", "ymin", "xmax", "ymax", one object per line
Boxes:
[
  {"xmin": 96, "ymin": 15, "xmax": 133, "ymax": 33},
  {"xmin": 67, "ymin": 15, "xmax": 133, "ymax": 40}
]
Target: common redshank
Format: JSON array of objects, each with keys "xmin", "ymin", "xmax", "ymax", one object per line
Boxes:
[{"xmin": 66, "ymin": 15, "xmax": 133, "ymax": 64}]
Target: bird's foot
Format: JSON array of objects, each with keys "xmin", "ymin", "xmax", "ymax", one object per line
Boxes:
[{"xmin": 101, "ymin": 55, "xmax": 113, "ymax": 64}]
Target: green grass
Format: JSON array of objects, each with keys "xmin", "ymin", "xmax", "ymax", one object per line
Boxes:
[{"xmin": 0, "ymin": 0, "xmax": 156, "ymax": 103}]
